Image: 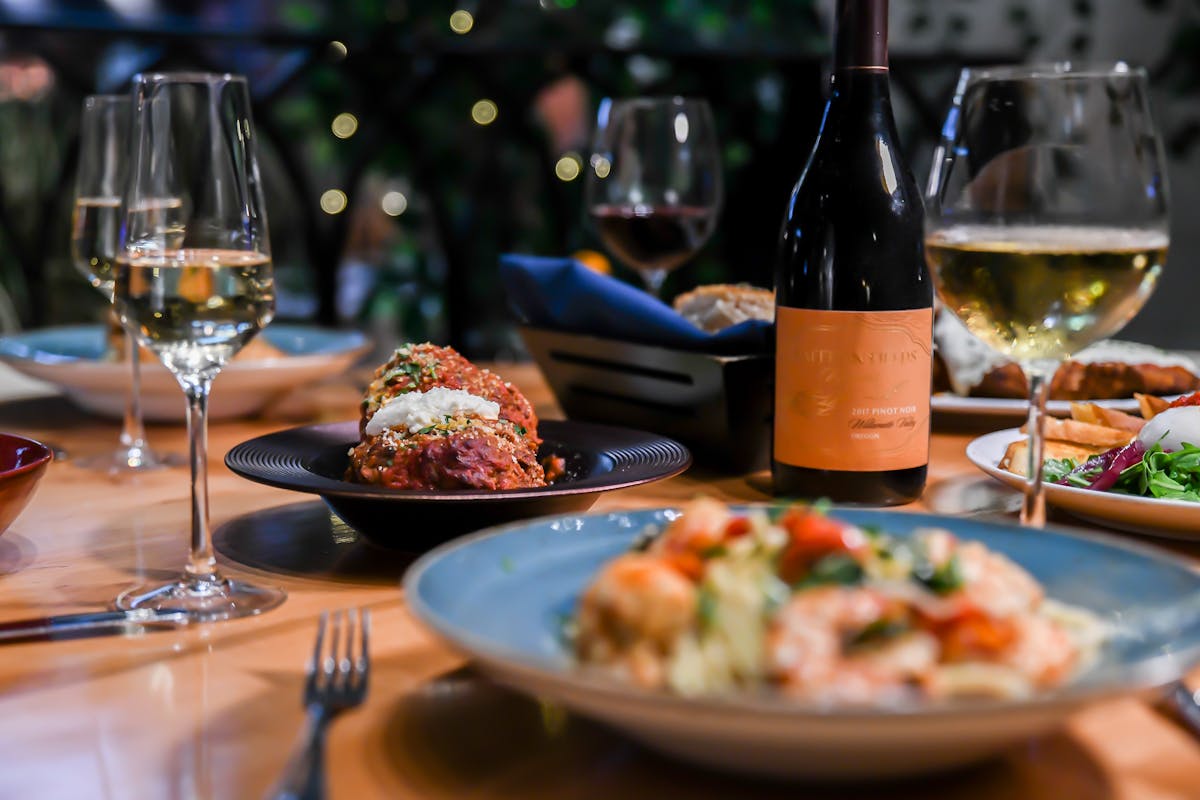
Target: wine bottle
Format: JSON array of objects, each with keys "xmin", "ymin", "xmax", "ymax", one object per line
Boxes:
[{"xmin": 772, "ymin": 0, "xmax": 932, "ymax": 505}]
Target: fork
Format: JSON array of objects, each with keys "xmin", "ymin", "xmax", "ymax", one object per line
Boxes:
[{"xmin": 268, "ymin": 609, "xmax": 371, "ymax": 800}]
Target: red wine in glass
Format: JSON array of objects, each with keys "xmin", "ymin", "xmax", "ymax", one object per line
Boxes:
[
  {"xmin": 591, "ymin": 205, "xmax": 718, "ymax": 283},
  {"xmin": 585, "ymin": 97, "xmax": 723, "ymax": 296}
]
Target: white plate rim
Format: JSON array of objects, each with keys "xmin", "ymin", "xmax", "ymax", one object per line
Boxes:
[{"xmin": 966, "ymin": 428, "xmax": 1200, "ymax": 539}]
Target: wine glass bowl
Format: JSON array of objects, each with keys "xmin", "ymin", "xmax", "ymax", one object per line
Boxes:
[
  {"xmin": 586, "ymin": 96, "xmax": 723, "ymax": 295},
  {"xmin": 113, "ymin": 72, "xmax": 284, "ymax": 620},
  {"xmin": 71, "ymin": 94, "xmax": 180, "ymax": 473},
  {"xmin": 925, "ymin": 63, "xmax": 1169, "ymax": 525}
]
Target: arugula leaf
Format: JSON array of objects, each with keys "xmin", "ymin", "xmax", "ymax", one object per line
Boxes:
[{"xmin": 1042, "ymin": 458, "xmax": 1079, "ymax": 483}]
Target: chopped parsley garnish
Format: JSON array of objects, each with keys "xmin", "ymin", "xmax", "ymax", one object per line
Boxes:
[
  {"xmin": 697, "ymin": 587, "xmax": 718, "ymax": 633},
  {"xmin": 793, "ymin": 553, "xmax": 863, "ymax": 588},
  {"xmin": 914, "ymin": 553, "xmax": 965, "ymax": 595},
  {"xmin": 848, "ymin": 618, "xmax": 909, "ymax": 649},
  {"xmin": 699, "ymin": 544, "xmax": 727, "ymax": 559}
]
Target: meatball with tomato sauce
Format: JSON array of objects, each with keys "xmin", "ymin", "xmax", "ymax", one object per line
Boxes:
[{"xmin": 347, "ymin": 416, "xmax": 545, "ymax": 491}]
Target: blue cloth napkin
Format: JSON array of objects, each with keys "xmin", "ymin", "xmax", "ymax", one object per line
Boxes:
[{"xmin": 500, "ymin": 254, "xmax": 772, "ymax": 354}]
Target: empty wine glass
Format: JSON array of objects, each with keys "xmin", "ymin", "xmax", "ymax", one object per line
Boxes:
[
  {"xmin": 113, "ymin": 72, "xmax": 284, "ymax": 619},
  {"xmin": 926, "ymin": 63, "xmax": 1169, "ymax": 526},
  {"xmin": 586, "ymin": 96, "xmax": 723, "ymax": 296},
  {"xmin": 71, "ymin": 94, "xmax": 181, "ymax": 473}
]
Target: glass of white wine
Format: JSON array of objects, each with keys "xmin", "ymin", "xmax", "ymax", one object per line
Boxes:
[
  {"xmin": 926, "ymin": 63, "xmax": 1169, "ymax": 526},
  {"xmin": 71, "ymin": 94, "xmax": 182, "ymax": 473},
  {"xmin": 113, "ymin": 72, "xmax": 284, "ymax": 620}
]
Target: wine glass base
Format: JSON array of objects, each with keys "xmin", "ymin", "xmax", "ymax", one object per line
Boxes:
[
  {"xmin": 75, "ymin": 445, "xmax": 186, "ymax": 474},
  {"xmin": 116, "ymin": 576, "xmax": 286, "ymax": 622}
]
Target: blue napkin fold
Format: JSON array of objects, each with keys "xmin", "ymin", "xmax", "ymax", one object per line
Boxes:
[{"xmin": 500, "ymin": 254, "xmax": 772, "ymax": 354}]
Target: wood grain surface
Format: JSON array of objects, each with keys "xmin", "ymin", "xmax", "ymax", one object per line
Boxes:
[{"xmin": 0, "ymin": 363, "xmax": 1197, "ymax": 800}]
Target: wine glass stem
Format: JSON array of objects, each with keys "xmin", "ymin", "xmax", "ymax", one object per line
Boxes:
[
  {"xmin": 641, "ymin": 268, "xmax": 668, "ymax": 297},
  {"xmin": 184, "ymin": 380, "xmax": 218, "ymax": 581},
  {"xmin": 1020, "ymin": 362, "xmax": 1055, "ymax": 528},
  {"xmin": 119, "ymin": 321, "xmax": 149, "ymax": 454}
]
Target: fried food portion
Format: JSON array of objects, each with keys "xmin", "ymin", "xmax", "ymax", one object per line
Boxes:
[
  {"xmin": 347, "ymin": 416, "xmax": 544, "ymax": 491},
  {"xmin": 360, "ymin": 343, "xmax": 538, "ymax": 441},
  {"xmin": 999, "ymin": 402, "xmax": 1141, "ymax": 477},
  {"xmin": 966, "ymin": 361, "xmax": 1200, "ymax": 401}
]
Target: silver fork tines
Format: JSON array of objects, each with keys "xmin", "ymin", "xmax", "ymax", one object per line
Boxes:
[
  {"xmin": 269, "ymin": 608, "xmax": 371, "ymax": 800},
  {"xmin": 307, "ymin": 609, "xmax": 370, "ymax": 709}
]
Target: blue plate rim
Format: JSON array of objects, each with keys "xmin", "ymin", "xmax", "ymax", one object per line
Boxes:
[
  {"xmin": 403, "ymin": 504, "xmax": 1200, "ymax": 719},
  {"xmin": 0, "ymin": 323, "xmax": 369, "ymax": 364}
]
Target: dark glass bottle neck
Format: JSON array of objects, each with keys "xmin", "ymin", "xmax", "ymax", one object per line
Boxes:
[{"xmin": 834, "ymin": 0, "xmax": 888, "ymax": 70}]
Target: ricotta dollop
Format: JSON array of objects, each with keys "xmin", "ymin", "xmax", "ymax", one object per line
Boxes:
[{"xmin": 365, "ymin": 387, "xmax": 499, "ymax": 436}]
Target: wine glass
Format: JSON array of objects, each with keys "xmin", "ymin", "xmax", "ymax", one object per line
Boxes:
[
  {"xmin": 113, "ymin": 72, "xmax": 284, "ymax": 619},
  {"xmin": 926, "ymin": 63, "xmax": 1169, "ymax": 526},
  {"xmin": 71, "ymin": 94, "xmax": 182, "ymax": 473},
  {"xmin": 586, "ymin": 96, "xmax": 723, "ymax": 296}
]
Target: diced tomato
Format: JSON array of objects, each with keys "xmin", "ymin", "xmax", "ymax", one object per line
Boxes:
[
  {"xmin": 776, "ymin": 510, "xmax": 865, "ymax": 583},
  {"xmin": 933, "ymin": 611, "xmax": 1017, "ymax": 661},
  {"xmin": 723, "ymin": 517, "xmax": 753, "ymax": 540},
  {"xmin": 1169, "ymin": 391, "xmax": 1200, "ymax": 408},
  {"xmin": 661, "ymin": 550, "xmax": 705, "ymax": 582}
]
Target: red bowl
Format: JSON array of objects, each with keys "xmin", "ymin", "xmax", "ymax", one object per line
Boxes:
[{"xmin": 0, "ymin": 433, "xmax": 52, "ymax": 537}]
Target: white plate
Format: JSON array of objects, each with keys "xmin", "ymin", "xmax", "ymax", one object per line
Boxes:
[
  {"xmin": 966, "ymin": 428, "xmax": 1200, "ymax": 539},
  {"xmin": 932, "ymin": 393, "xmax": 1147, "ymax": 418},
  {"xmin": 0, "ymin": 324, "xmax": 370, "ymax": 422}
]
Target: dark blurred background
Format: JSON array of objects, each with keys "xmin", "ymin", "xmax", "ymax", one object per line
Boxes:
[{"xmin": 0, "ymin": 0, "xmax": 1197, "ymax": 358}]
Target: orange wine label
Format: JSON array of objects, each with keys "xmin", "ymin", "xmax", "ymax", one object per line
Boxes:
[{"xmin": 774, "ymin": 307, "xmax": 932, "ymax": 471}]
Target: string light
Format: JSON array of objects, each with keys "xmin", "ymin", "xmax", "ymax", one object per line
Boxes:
[
  {"xmin": 471, "ymin": 99, "xmax": 498, "ymax": 125},
  {"xmin": 381, "ymin": 191, "xmax": 408, "ymax": 216},
  {"xmin": 449, "ymin": 10, "xmax": 474, "ymax": 33},
  {"xmin": 555, "ymin": 153, "xmax": 582, "ymax": 181},
  {"xmin": 320, "ymin": 189, "xmax": 347, "ymax": 214},
  {"xmin": 331, "ymin": 112, "xmax": 358, "ymax": 139}
]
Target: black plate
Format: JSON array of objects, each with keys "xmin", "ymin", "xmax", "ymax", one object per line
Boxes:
[{"xmin": 224, "ymin": 419, "xmax": 692, "ymax": 549}]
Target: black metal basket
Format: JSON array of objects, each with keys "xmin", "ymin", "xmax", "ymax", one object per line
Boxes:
[{"xmin": 520, "ymin": 326, "xmax": 772, "ymax": 473}]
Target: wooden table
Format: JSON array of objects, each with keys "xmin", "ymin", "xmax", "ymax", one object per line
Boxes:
[{"xmin": 1, "ymin": 364, "xmax": 1198, "ymax": 799}]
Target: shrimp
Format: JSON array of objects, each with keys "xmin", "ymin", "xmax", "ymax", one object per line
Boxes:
[
  {"xmin": 649, "ymin": 497, "xmax": 735, "ymax": 580},
  {"xmin": 955, "ymin": 541, "xmax": 1044, "ymax": 619},
  {"xmin": 575, "ymin": 553, "xmax": 697, "ymax": 688},
  {"xmin": 766, "ymin": 587, "xmax": 936, "ymax": 703},
  {"xmin": 652, "ymin": 497, "xmax": 732, "ymax": 556},
  {"xmin": 996, "ymin": 614, "xmax": 1078, "ymax": 687}
]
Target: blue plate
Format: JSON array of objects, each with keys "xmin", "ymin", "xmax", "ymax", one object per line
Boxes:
[
  {"xmin": 0, "ymin": 323, "xmax": 367, "ymax": 363},
  {"xmin": 0, "ymin": 324, "xmax": 370, "ymax": 421},
  {"xmin": 405, "ymin": 506, "xmax": 1200, "ymax": 779}
]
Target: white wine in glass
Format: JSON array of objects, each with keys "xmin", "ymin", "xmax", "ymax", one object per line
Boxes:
[
  {"xmin": 70, "ymin": 95, "xmax": 182, "ymax": 473},
  {"xmin": 925, "ymin": 64, "xmax": 1169, "ymax": 526},
  {"xmin": 113, "ymin": 72, "xmax": 284, "ymax": 620}
]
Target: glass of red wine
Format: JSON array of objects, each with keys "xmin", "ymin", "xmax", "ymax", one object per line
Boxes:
[{"xmin": 586, "ymin": 97, "xmax": 723, "ymax": 296}]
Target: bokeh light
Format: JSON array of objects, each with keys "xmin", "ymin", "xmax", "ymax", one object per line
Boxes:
[
  {"xmin": 471, "ymin": 99, "xmax": 498, "ymax": 125},
  {"xmin": 381, "ymin": 190, "xmax": 409, "ymax": 216},
  {"xmin": 449, "ymin": 10, "xmax": 474, "ymax": 34},
  {"xmin": 331, "ymin": 112, "xmax": 358, "ymax": 139},
  {"xmin": 554, "ymin": 153, "xmax": 582, "ymax": 181},
  {"xmin": 320, "ymin": 189, "xmax": 348, "ymax": 214}
]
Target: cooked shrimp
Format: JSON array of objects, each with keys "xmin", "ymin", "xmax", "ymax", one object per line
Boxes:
[
  {"xmin": 575, "ymin": 553, "xmax": 697, "ymax": 688},
  {"xmin": 766, "ymin": 587, "xmax": 933, "ymax": 702},
  {"xmin": 955, "ymin": 541, "xmax": 1044, "ymax": 618},
  {"xmin": 652, "ymin": 496, "xmax": 732, "ymax": 556},
  {"xmin": 996, "ymin": 614, "xmax": 1078, "ymax": 687}
]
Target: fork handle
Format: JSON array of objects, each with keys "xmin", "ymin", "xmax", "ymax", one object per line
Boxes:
[{"xmin": 268, "ymin": 707, "xmax": 330, "ymax": 800}]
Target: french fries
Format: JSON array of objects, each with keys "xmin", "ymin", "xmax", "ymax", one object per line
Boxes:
[{"xmin": 998, "ymin": 399, "xmax": 1173, "ymax": 477}]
